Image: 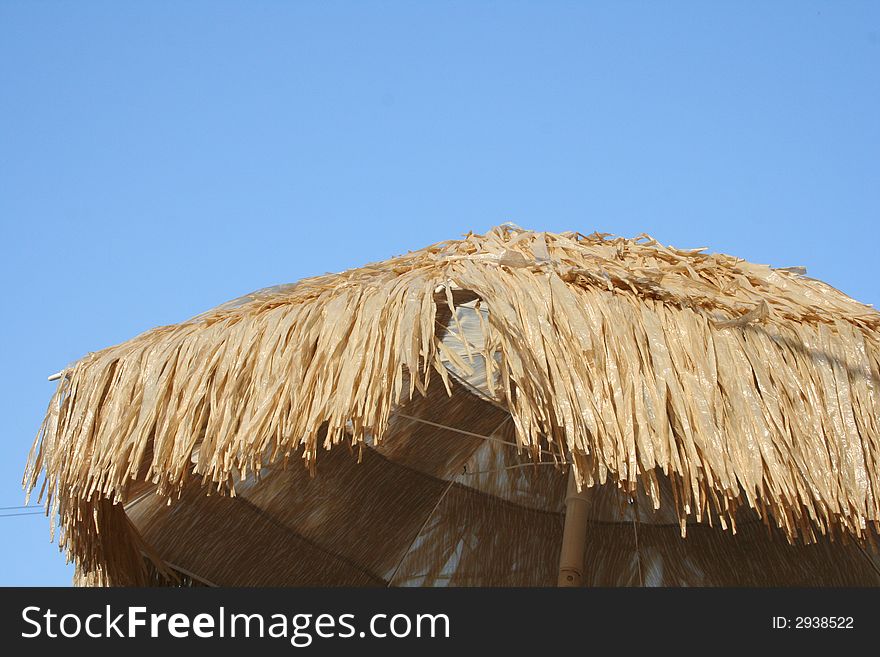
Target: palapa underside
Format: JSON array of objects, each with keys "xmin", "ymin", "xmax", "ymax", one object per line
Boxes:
[{"xmin": 25, "ymin": 225, "xmax": 880, "ymax": 585}]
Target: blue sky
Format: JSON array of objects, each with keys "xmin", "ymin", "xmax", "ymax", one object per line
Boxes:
[{"xmin": 1, "ymin": 2, "xmax": 877, "ymax": 585}]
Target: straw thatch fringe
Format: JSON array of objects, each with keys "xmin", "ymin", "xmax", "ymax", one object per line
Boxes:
[{"xmin": 25, "ymin": 226, "xmax": 880, "ymax": 572}]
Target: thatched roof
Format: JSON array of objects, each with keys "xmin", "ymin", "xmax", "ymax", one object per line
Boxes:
[{"xmin": 26, "ymin": 225, "xmax": 880, "ymax": 582}]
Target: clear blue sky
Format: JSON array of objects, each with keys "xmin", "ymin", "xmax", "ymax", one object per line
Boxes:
[{"xmin": 1, "ymin": 1, "xmax": 877, "ymax": 585}]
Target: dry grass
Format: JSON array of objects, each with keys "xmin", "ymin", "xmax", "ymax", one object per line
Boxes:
[{"xmin": 25, "ymin": 225, "xmax": 880, "ymax": 583}]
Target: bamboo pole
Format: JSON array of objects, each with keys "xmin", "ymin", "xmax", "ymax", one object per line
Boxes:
[{"xmin": 557, "ymin": 468, "xmax": 590, "ymax": 587}]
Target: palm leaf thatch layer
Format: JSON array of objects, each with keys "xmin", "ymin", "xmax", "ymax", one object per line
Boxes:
[{"xmin": 26, "ymin": 225, "xmax": 880, "ymax": 585}]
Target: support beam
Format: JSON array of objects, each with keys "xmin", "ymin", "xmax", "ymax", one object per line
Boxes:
[{"xmin": 557, "ymin": 468, "xmax": 591, "ymax": 587}]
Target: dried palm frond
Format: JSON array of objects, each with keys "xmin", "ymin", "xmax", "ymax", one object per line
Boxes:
[{"xmin": 25, "ymin": 225, "xmax": 880, "ymax": 584}]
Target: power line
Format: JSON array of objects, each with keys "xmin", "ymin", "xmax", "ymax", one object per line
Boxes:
[
  {"xmin": 0, "ymin": 505, "xmax": 42, "ymax": 511},
  {"xmin": 0, "ymin": 511, "xmax": 45, "ymax": 518}
]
